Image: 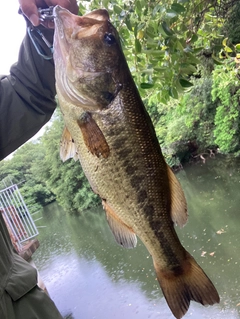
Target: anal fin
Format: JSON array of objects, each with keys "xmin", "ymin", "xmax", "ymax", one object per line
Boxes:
[
  {"xmin": 77, "ymin": 112, "xmax": 110, "ymax": 159},
  {"xmin": 102, "ymin": 200, "xmax": 137, "ymax": 249}
]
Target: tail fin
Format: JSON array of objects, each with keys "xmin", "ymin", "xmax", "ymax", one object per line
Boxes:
[{"xmin": 153, "ymin": 252, "xmax": 220, "ymax": 319}]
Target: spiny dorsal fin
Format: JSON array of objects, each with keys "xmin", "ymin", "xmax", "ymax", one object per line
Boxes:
[
  {"xmin": 60, "ymin": 127, "xmax": 78, "ymax": 162},
  {"xmin": 102, "ymin": 200, "xmax": 137, "ymax": 249},
  {"xmin": 167, "ymin": 165, "xmax": 188, "ymax": 228},
  {"xmin": 77, "ymin": 112, "xmax": 110, "ymax": 159}
]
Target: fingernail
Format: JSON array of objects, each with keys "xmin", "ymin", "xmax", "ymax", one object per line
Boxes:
[{"xmin": 30, "ymin": 14, "xmax": 39, "ymax": 26}]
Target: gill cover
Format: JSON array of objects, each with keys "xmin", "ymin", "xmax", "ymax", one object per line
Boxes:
[{"xmin": 53, "ymin": 6, "xmax": 123, "ymax": 110}]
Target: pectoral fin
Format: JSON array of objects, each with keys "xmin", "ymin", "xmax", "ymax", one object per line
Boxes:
[
  {"xmin": 77, "ymin": 112, "xmax": 110, "ymax": 159},
  {"xmin": 102, "ymin": 200, "xmax": 137, "ymax": 248},
  {"xmin": 167, "ymin": 165, "xmax": 188, "ymax": 228},
  {"xmin": 60, "ymin": 127, "xmax": 78, "ymax": 162}
]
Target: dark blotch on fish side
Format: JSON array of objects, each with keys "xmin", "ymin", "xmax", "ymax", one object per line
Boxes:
[
  {"xmin": 143, "ymin": 204, "xmax": 154, "ymax": 216},
  {"xmin": 112, "ymin": 137, "xmax": 128, "ymax": 150},
  {"xmin": 130, "ymin": 175, "xmax": 144, "ymax": 189},
  {"xmin": 137, "ymin": 189, "xmax": 147, "ymax": 203},
  {"xmin": 125, "ymin": 165, "xmax": 136, "ymax": 175},
  {"xmin": 107, "ymin": 126, "xmax": 123, "ymax": 138},
  {"xmin": 117, "ymin": 148, "xmax": 132, "ymax": 158},
  {"xmin": 157, "ymin": 230, "xmax": 182, "ymax": 267}
]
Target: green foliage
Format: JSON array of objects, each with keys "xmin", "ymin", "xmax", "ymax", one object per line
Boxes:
[
  {"xmin": 211, "ymin": 64, "xmax": 240, "ymax": 153},
  {"xmin": 180, "ymin": 78, "xmax": 217, "ymax": 146},
  {"xmin": 152, "ymin": 77, "xmax": 218, "ymax": 164},
  {"xmin": 78, "ymin": 0, "xmax": 235, "ymax": 104},
  {"xmin": 0, "ymin": 142, "xmax": 55, "ymax": 212},
  {"xmin": 2, "ymin": 0, "xmax": 240, "ymax": 212},
  {"xmin": 156, "ymin": 61, "xmax": 240, "ymax": 161},
  {"xmin": 221, "ymin": 2, "xmax": 240, "ymax": 45},
  {"xmin": 76, "ymin": 0, "xmax": 239, "ymax": 163}
]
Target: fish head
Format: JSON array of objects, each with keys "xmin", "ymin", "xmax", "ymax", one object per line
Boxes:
[{"xmin": 53, "ymin": 6, "xmax": 125, "ymax": 110}]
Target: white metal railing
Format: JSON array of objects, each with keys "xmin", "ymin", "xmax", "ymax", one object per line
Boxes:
[{"xmin": 0, "ymin": 184, "xmax": 39, "ymax": 250}]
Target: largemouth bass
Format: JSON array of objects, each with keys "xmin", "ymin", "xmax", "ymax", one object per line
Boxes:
[{"xmin": 53, "ymin": 6, "xmax": 220, "ymax": 318}]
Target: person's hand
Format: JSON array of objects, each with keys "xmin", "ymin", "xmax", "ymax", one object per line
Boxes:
[{"xmin": 19, "ymin": 0, "xmax": 78, "ymax": 27}]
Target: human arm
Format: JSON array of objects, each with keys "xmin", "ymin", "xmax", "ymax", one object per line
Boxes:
[
  {"xmin": 0, "ymin": 26, "xmax": 56, "ymax": 160},
  {"xmin": 0, "ymin": 0, "xmax": 78, "ymax": 160}
]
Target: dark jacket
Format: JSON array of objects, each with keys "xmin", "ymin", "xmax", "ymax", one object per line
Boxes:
[
  {"xmin": 0, "ymin": 27, "xmax": 57, "ymax": 160},
  {"xmin": 0, "ymin": 27, "xmax": 62, "ymax": 319}
]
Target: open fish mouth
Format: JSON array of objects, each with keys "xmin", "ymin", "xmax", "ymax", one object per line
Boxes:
[{"xmin": 53, "ymin": 6, "xmax": 111, "ymax": 40}]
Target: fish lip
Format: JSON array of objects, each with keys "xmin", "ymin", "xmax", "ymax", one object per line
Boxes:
[
  {"xmin": 53, "ymin": 6, "xmax": 110, "ymax": 40},
  {"xmin": 53, "ymin": 5, "xmax": 74, "ymax": 31},
  {"xmin": 53, "ymin": 6, "xmax": 69, "ymax": 62},
  {"xmin": 53, "ymin": 5, "xmax": 70, "ymax": 19},
  {"xmin": 53, "ymin": 6, "xmax": 69, "ymax": 44}
]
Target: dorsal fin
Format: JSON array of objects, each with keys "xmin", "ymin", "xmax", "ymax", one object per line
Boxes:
[
  {"xmin": 167, "ymin": 165, "xmax": 188, "ymax": 228},
  {"xmin": 102, "ymin": 200, "xmax": 137, "ymax": 249},
  {"xmin": 60, "ymin": 126, "xmax": 78, "ymax": 162}
]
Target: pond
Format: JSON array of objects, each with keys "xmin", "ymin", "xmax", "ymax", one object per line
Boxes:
[{"xmin": 33, "ymin": 155, "xmax": 240, "ymax": 319}]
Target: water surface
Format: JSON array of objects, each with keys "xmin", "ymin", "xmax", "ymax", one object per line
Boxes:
[{"xmin": 34, "ymin": 155, "xmax": 240, "ymax": 319}]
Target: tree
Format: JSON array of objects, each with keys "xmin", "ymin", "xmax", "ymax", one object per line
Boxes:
[
  {"xmin": 212, "ymin": 63, "xmax": 240, "ymax": 153},
  {"xmin": 2, "ymin": 0, "xmax": 240, "ymax": 212},
  {"xmin": 0, "ymin": 141, "xmax": 55, "ymax": 212},
  {"xmin": 78, "ymin": 0, "xmax": 238, "ymax": 104}
]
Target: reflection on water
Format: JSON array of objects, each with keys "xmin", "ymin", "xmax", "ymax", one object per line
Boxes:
[{"xmin": 34, "ymin": 155, "xmax": 240, "ymax": 319}]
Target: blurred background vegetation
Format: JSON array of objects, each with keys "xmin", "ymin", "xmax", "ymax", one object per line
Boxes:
[{"xmin": 1, "ymin": 0, "xmax": 240, "ymax": 213}]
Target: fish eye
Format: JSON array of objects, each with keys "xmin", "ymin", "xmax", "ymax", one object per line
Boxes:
[{"xmin": 103, "ymin": 33, "xmax": 116, "ymax": 45}]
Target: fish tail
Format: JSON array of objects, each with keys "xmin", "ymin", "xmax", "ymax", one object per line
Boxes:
[{"xmin": 153, "ymin": 252, "xmax": 220, "ymax": 319}]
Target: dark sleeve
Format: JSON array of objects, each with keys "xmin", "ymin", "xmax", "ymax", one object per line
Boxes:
[{"xmin": 0, "ymin": 27, "xmax": 57, "ymax": 161}]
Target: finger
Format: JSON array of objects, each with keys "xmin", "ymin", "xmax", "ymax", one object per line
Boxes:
[
  {"xmin": 67, "ymin": 0, "xmax": 79, "ymax": 14},
  {"xmin": 19, "ymin": 0, "xmax": 40, "ymax": 26}
]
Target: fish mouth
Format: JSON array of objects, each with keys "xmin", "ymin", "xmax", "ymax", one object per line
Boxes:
[
  {"xmin": 53, "ymin": 6, "xmax": 111, "ymax": 73},
  {"xmin": 53, "ymin": 6, "xmax": 110, "ymax": 40},
  {"xmin": 53, "ymin": 7, "xmax": 118, "ymax": 110}
]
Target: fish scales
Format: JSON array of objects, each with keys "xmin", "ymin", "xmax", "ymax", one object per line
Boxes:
[
  {"xmin": 58, "ymin": 78, "xmax": 181, "ymax": 263},
  {"xmin": 53, "ymin": 6, "xmax": 220, "ymax": 319},
  {"xmin": 57, "ymin": 83, "xmax": 173, "ymax": 252}
]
